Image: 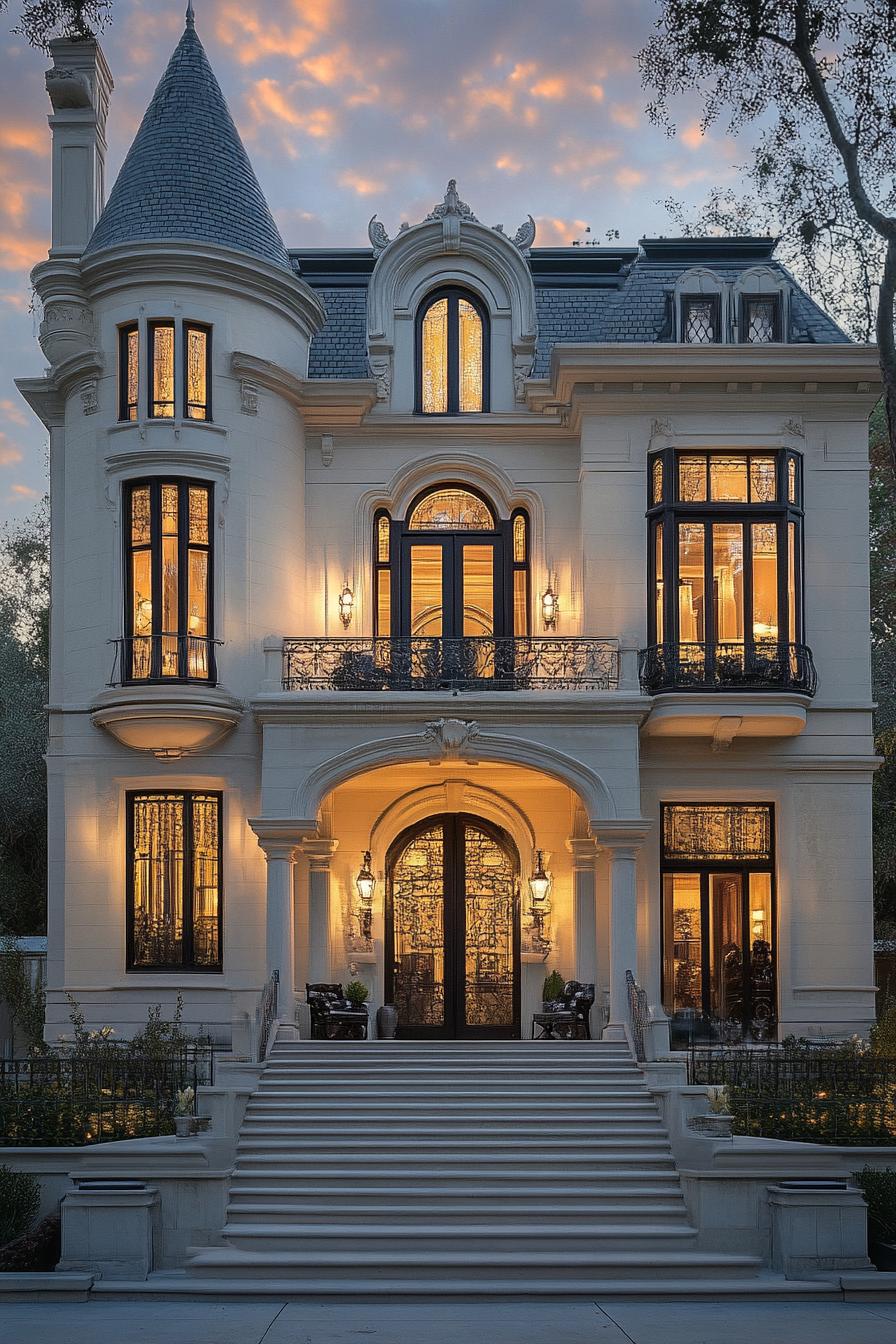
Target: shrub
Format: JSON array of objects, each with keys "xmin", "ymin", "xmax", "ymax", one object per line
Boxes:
[
  {"xmin": 853, "ymin": 1167, "xmax": 896, "ymax": 1243},
  {"xmin": 870, "ymin": 1001, "xmax": 896, "ymax": 1057},
  {"xmin": 0, "ymin": 1165, "xmax": 40, "ymax": 1245},
  {"xmin": 345, "ymin": 980, "xmax": 369, "ymax": 1006},
  {"xmin": 0, "ymin": 1213, "xmax": 60, "ymax": 1272},
  {"xmin": 542, "ymin": 970, "xmax": 564, "ymax": 1003}
]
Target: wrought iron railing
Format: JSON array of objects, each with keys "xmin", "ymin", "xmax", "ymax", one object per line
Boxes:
[
  {"xmin": 281, "ymin": 637, "xmax": 619, "ymax": 692},
  {"xmin": 626, "ymin": 969, "xmax": 648, "ymax": 1063},
  {"xmin": 107, "ymin": 634, "xmax": 220, "ymax": 687},
  {"xmin": 639, "ymin": 641, "xmax": 817, "ymax": 696},
  {"xmin": 0, "ymin": 1044, "xmax": 216, "ymax": 1146},
  {"xmin": 257, "ymin": 969, "xmax": 279, "ymax": 1062}
]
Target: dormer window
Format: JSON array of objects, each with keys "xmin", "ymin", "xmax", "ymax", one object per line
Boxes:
[
  {"xmin": 682, "ymin": 295, "xmax": 720, "ymax": 344},
  {"xmin": 416, "ymin": 287, "xmax": 489, "ymax": 414},
  {"xmin": 741, "ymin": 295, "xmax": 780, "ymax": 344}
]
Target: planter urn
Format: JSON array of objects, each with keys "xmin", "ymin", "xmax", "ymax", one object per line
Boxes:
[
  {"xmin": 173, "ymin": 1114, "xmax": 192, "ymax": 1138},
  {"xmin": 376, "ymin": 1004, "xmax": 398, "ymax": 1039}
]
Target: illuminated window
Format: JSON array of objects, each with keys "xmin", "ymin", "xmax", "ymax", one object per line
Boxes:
[
  {"xmin": 119, "ymin": 324, "xmax": 139, "ymax": 421},
  {"xmin": 184, "ymin": 323, "xmax": 211, "ymax": 420},
  {"xmin": 408, "ymin": 488, "xmax": 494, "ymax": 531},
  {"xmin": 373, "ymin": 509, "xmax": 391, "ymax": 636},
  {"xmin": 127, "ymin": 791, "xmax": 221, "ymax": 971},
  {"xmin": 417, "ymin": 288, "xmax": 489, "ymax": 414},
  {"xmin": 124, "ymin": 479, "xmax": 214, "ymax": 682},
  {"xmin": 648, "ymin": 450, "xmax": 805, "ymax": 676},
  {"xmin": 149, "ymin": 321, "xmax": 175, "ymax": 418},
  {"xmin": 661, "ymin": 802, "xmax": 775, "ymax": 1044},
  {"xmin": 740, "ymin": 295, "xmax": 780, "ymax": 343}
]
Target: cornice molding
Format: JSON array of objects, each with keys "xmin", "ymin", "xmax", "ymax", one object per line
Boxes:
[{"xmin": 231, "ymin": 351, "xmax": 377, "ymax": 427}]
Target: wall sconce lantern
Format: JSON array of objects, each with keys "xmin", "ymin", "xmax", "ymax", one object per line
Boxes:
[
  {"xmin": 541, "ymin": 582, "xmax": 559, "ymax": 630},
  {"xmin": 355, "ymin": 850, "xmax": 375, "ymax": 940},
  {"xmin": 338, "ymin": 580, "xmax": 354, "ymax": 628},
  {"xmin": 528, "ymin": 849, "xmax": 553, "ymax": 954}
]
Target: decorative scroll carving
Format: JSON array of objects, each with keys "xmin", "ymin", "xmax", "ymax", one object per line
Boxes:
[
  {"xmin": 45, "ymin": 66, "xmax": 92, "ymax": 110},
  {"xmin": 511, "ymin": 215, "xmax": 536, "ymax": 255},
  {"xmin": 426, "ymin": 179, "xmax": 478, "ymax": 223},
  {"xmin": 513, "ymin": 350, "xmax": 534, "ymax": 401},
  {"xmin": 423, "ymin": 718, "xmax": 481, "ymax": 760},
  {"xmin": 239, "ymin": 379, "xmax": 258, "ymax": 415},
  {"xmin": 781, "ymin": 417, "xmax": 805, "ymax": 438},
  {"xmin": 368, "ymin": 215, "xmax": 391, "ymax": 256},
  {"xmin": 368, "ymin": 352, "xmax": 392, "ymax": 401}
]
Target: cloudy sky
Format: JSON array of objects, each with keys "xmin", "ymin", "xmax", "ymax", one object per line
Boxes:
[{"xmin": 0, "ymin": 0, "xmax": 745, "ymax": 523}]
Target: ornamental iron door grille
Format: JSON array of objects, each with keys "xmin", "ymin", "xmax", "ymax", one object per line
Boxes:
[{"xmin": 385, "ymin": 814, "xmax": 520, "ymax": 1038}]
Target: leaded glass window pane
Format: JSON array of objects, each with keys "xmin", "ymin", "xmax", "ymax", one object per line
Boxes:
[
  {"xmin": 191, "ymin": 795, "xmax": 220, "ymax": 966},
  {"xmin": 392, "ymin": 824, "xmax": 446, "ymax": 1027},
  {"xmin": 751, "ymin": 523, "xmax": 778, "ymax": 642},
  {"xmin": 458, "ymin": 298, "xmax": 483, "ymax": 412},
  {"xmin": 129, "ymin": 791, "xmax": 221, "ymax": 970},
  {"xmin": 712, "ymin": 523, "xmax": 744, "ymax": 642},
  {"xmin": 651, "ymin": 456, "xmax": 664, "ymax": 504},
  {"xmin": 421, "ymin": 297, "xmax": 448, "ymax": 414},
  {"xmin": 678, "ymin": 456, "xmax": 707, "ymax": 502},
  {"xmin": 513, "ymin": 514, "xmax": 527, "ymax": 562},
  {"xmin": 377, "ymin": 514, "xmax": 390, "ymax": 563},
  {"xmin": 746, "ymin": 298, "xmax": 776, "ymax": 343},
  {"xmin": 710, "ymin": 457, "xmax": 748, "ymax": 502},
  {"xmin": 663, "ymin": 803, "xmax": 772, "ymax": 862},
  {"xmin": 131, "ymin": 486, "xmax": 151, "ymax": 546},
  {"xmin": 122, "ymin": 326, "xmax": 139, "ymax": 421},
  {"xmin": 185, "ymin": 325, "xmax": 209, "ymax": 420},
  {"xmin": 408, "ymin": 488, "xmax": 494, "ymax": 531},
  {"xmin": 750, "ymin": 456, "xmax": 777, "ymax": 503},
  {"xmin": 151, "ymin": 323, "xmax": 175, "ymax": 418},
  {"xmin": 788, "ymin": 457, "xmax": 797, "ymax": 504},
  {"xmin": 684, "ymin": 299, "xmax": 716, "ymax": 343}
]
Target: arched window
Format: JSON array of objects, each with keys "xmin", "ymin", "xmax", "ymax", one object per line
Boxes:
[{"xmin": 416, "ymin": 288, "xmax": 489, "ymax": 414}]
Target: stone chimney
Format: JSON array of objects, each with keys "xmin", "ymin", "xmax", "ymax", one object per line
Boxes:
[{"xmin": 45, "ymin": 37, "xmax": 113, "ymax": 256}]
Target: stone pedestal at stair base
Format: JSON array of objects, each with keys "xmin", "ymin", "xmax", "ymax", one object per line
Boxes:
[
  {"xmin": 57, "ymin": 1184, "xmax": 160, "ymax": 1280},
  {"xmin": 768, "ymin": 1184, "xmax": 873, "ymax": 1280}
]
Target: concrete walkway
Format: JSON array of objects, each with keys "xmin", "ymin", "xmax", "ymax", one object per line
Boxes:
[{"xmin": 3, "ymin": 1298, "xmax": 896, "ymax": 1343}]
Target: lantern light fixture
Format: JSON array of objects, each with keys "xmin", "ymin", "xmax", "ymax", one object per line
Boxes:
[
  {"xmin": 528, "ymin": 849, "xmax": 551, "ymax": 906},
  {"xmin": 338, "ymin": 580, "xmax": 354, "ymax": 628},
  {"xmin": 355, "ymin": 850, "xmax": 375, "ymax": 941},
  {"xmin": 541, "ymin": 582, "xmax": 558, "ymax": 629}
]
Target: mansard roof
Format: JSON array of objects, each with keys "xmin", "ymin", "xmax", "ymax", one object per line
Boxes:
[
  {"xmin": 293, "ymin": 237, "xmax": 850, "ymax": 380},
  {"xmin": 83, "ymin": 18, "xmax": 290, "ymax": 270}
]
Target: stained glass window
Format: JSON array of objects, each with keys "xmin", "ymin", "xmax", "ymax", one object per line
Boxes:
[
  {"xmin": 185, "ymin": 324, "xmax": 210, "ymax": 420},
  {"xmin": 119, "ymin": 325, "xmax": 139, "ymax": 421},
  {"xmin": 787, "ymin": 456, "xmax": 797, "ymax": 504},
  {"xmin": 418, "ymin": 289, "xmax": 488, "ymax": 414},
  {"xmin": 651, "ymin": 456, "xmax": 664, "ymax": 505},
  {"xmin": 150, "ymin": 322, "xmax": 175, "ymax": 418},
  {"xmin": 377, "ymin": 514, "xmax": 390, "ymax": 564},
  {"xmin": 408, "ymin": 488, "xmax": 494, "ymax": 531},
  {"xmin": 751, "ymin": 456, "xmax": 777, "ymax": 503},
  {"xmin": 373, "ymin": 509, "xmax": 392, "ymax": 636},
  {"xmin": 663, "ymin": 804, "xmax": 772, "ymax": 863},
  {"xmin": 129, "ymin": 791, "xmax": 221, "ymax": 970},
  {"xmin": 678, "ymin": 456, "xmax": 707, "ymax": 502},
  {"xmin": 125, "ymin": 480, "xmax": 213, "ymax": 682}
]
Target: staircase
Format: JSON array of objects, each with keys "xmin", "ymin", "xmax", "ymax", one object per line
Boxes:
[{"xmin": 187, "ymin": 1034, "xmax": 760, "ymax": 1295}]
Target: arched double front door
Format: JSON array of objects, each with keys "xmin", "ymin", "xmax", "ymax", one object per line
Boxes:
[{"xmin": 385, "ymin": 814, "xmax": 521, "ymax": 1038}]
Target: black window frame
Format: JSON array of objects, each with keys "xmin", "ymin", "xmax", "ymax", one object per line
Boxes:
[
  {"xmin": 183, "ymin": 321, "xmax": 212, "ymax": 422},
  {"xmin": 659, "ymin": 800, "xmax": 777, "ymax": 1042},
  {"xmin": 147, "ymin": 319, "xmax": 176, "ymax": 419},
  {"xmin": 510, "ymin": 507, "xmax": 530, "ymax": 637},
  {"xmin": 126, "ymin": 789, "xmax": 223, "ymax": 973},
  {"xmin": 415, "ymin": 286, "xmax": 491, "ymax": 415},
  {"xmin": 739, "ymin": 293, "xmax": 782, "ymax": 344},
  {"xmin": 373, "ymin": 507, "xmax": 392, "ymax": 637},
  {"xmin": 680, "ymin": 293, "xmax": 722, "ymax": 345},
  {"xmin": 646, "ymin": 447, "xmax": 805, "ymax": 661},
  {"xmin": 122, "ymin": 477, "xmax": 216, "ymax": 684},
  {"xmin": 118, "ymin": 322, "xmax": 139, "ymax": 422}
]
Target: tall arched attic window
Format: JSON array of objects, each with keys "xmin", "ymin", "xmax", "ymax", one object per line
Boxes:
[{"xmin": 416, "ymin": 288, "xmax": 489, "ymax": 414}]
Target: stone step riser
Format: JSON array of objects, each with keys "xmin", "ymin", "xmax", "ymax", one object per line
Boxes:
[
  {"xmin": 188, "ymin": 1256, "xmax": 759, "ymax": 1284},
  {"xmin": 227, "ymin": 1177, "xmax": 685, "ymax": 1197},
  {"xmin": 238, "ymin": 1122, "xmax": 667, "ymax": 1138},
  {"xmin": 221, "ymin": 1229, "xmax": 699, "ymax": 1256},
  {"xmin": 230, "ymin": 1163, "xmax": 679, "ymax": 1181},
  {"xmin": 224, "ymin": 1207, "xmax": 691, "ymax": 1227}
]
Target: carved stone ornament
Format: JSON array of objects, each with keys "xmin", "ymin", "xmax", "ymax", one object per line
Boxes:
[
  {"xmin": 423, "ymin": 718, "xmax": 481, "ymax": 761},
  {"xmin": 45, "ymin": 65, "xmax": 92, "ymax": 110},
  {"xmin": 510, "ymin": 215, "xmax": 537, "ymax": 255},
  {"xmin": 38, "ymin": 300, "xmax": 96, "ymax": 369},
  {"xmin": 513, "ymin": 350, "xmax": 534, "ymax": 402},
  {"xmin": 368, "ymin": 352, "xmax": 392, "ymax": 402},
  {"xmin": 425, "ymin": 179, "xmax": 478, "ymax": 224},
  {"xmin": 320, "ymin": 434, "xmax": 334, "ymax": 467},
  {"xmin": 781, "ymin": 417, "xmax": 805, "ymax": 438},
  {"xmin": 649, "ymin": 417, "xmax": 674, "ymax": 446},
  {"xmin": 368, "ymin": 215, "xmax": 391, "ymax": 256},
  {"xmin": 79, "ymin": 379, "xmax": 98, "ymax": 415},
  {"xmin": 239, "ymin": 380, "xmax": 258, "ymax": 415}
]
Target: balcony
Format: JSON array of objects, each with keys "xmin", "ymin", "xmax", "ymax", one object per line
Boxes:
[
  {"xmin": 638, "ymin": 642, "xmax": 817, "ymax": 696},
  {"xmin": 280, "ymin": 637, "xmax": 620, "ymax": 692},
  {"xmin": 90, "ymin": 635, "xmax": 241, "ymax": 758},
  {"xmin": 638, "ymin": 641, "xmax": 817, "ymax": 743}
]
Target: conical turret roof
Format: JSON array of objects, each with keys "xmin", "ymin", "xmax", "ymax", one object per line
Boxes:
[{"xmin": 84, "ymin": 16, "xmax": 290, "ymax": 270}]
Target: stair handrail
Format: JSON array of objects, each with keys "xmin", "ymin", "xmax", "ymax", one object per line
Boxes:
[
  {"xmin": 625, "ymin": 969, "xmax": 648, "ymax": 1063},
  {"xmin": 256, "ymin": 968, "xmax": 279, "ymax": 1062}
]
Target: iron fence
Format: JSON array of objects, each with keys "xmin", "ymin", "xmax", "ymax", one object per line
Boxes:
[
  {"xmin": 107, "ymin": 634, "xmax": 221, "ymax": 686},
  {"xmin": 0, "ymin": 1043, "xmax": 216, "ymax": 1146},
  {"xmin": 281, "ymin": 636, "xmax": 619, "ymax": 692},
  {"xmin": 639, "ymin": 641, "xmax": 817, "ymax": 696}
]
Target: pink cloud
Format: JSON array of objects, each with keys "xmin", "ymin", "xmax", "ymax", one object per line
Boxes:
[
  {"xmin": 0, "ymin": 398, "xmax": 28, "ymax": 426},
  {"xmin": 535, "ymin": 216, "xmax": 589, "ymax": 246},
  {"xmin": 681, "ymin": 121, "xmax": 706, "ymax": 149},
  {"xmin": 9, "ymin": 482, "xmax": 39, "ymax": 498},
  {"xmin": 0, "ymin": 232, "xmax": 48, "ymax": 270},
  {"xmin": 0, "ymin": 124, "xmax": 48, "ymax": 156},
  {"xmin": 615, "ymin": 166, "xmax": 646, "ymax": 189},
  {"xmin": 339, "ymin": 170, "xmax": 384, "ymax": 196}
]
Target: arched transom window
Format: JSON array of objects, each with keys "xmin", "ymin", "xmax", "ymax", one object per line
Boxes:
[{"xmin": 417, "ymin": 288, "xmax": 489, "ymax": 414}]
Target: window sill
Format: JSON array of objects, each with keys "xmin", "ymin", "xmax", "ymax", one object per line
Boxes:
[{"xmin": 108, "ymin": 419, "xmax": 227, "ymax": 438}]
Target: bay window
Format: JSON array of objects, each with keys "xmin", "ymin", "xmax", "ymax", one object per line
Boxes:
[
  {"xmin": 118, "ymin": 320, "xmax": 211, "ymax": 422},
  {"xmin": 127, "ymin": 790, "xmax": 222, "ymax": 971},
  {"xmin": 124, "ymin": 479, "xmax": 214, "ymax": 682}
]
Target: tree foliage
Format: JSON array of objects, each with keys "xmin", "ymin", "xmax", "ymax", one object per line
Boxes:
[
  {"xmin": 0, "ymin": 0, "xmax": 111, "ymax": 50},
  {"xmin": 0, "ymin": 502, "xmax": 49, "ymax": 935},
  {"xmin": 639, "ymin": 0, "xmax": 896, "ymax": 470}
]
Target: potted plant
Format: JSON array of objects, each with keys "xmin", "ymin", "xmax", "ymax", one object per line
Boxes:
[
  {"xmin": 173, "ymin": 1086, "xmax": 195, "ymax": 1138},
  {"xmin": 542, "ymin": 970, "xmax": 564, "ymax": 1008},
  {"xmin": 854, "ymin": 1167, "xmax": 896, "ymax": 1271},
  {"xmin": 689, "ymin": 1084, "xmax": 735, "ymax": 1138},
  {"xmin": 345, "ymin": 980, "xmax": 369, "ymax": 1009}
]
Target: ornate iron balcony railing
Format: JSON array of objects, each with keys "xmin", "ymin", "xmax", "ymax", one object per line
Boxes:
[
  {"xmin": 638, "ymin": 641, "xmax": 817, "ymax": 696},
  {"xmin": 107, "ymin": 634, "xmax": 220, "ymax": 686},
  {"xmin": 281, "ymin": 636, "xmax": 619, "ymax": 692}
]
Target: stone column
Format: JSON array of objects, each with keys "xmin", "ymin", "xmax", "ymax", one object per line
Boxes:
[
  {"xmin": 567, "ymin": 837, "xmax": 598, "ymax": 987},
  {"xmin": 594, "ymin": 823, "xmax": 650, "ymax": 1042},
  {"xmin": 302, "ymin": 838, "xmax": 339, "ymax": 985},
  {"xmin": 250, "ymin": 821, "xmax": 308, "ymax": 1020}
]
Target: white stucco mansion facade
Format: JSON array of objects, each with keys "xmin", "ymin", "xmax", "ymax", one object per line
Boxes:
[{"xmin": 18, "ymin": 17, "xmax": 882, "ymax": 1053}]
